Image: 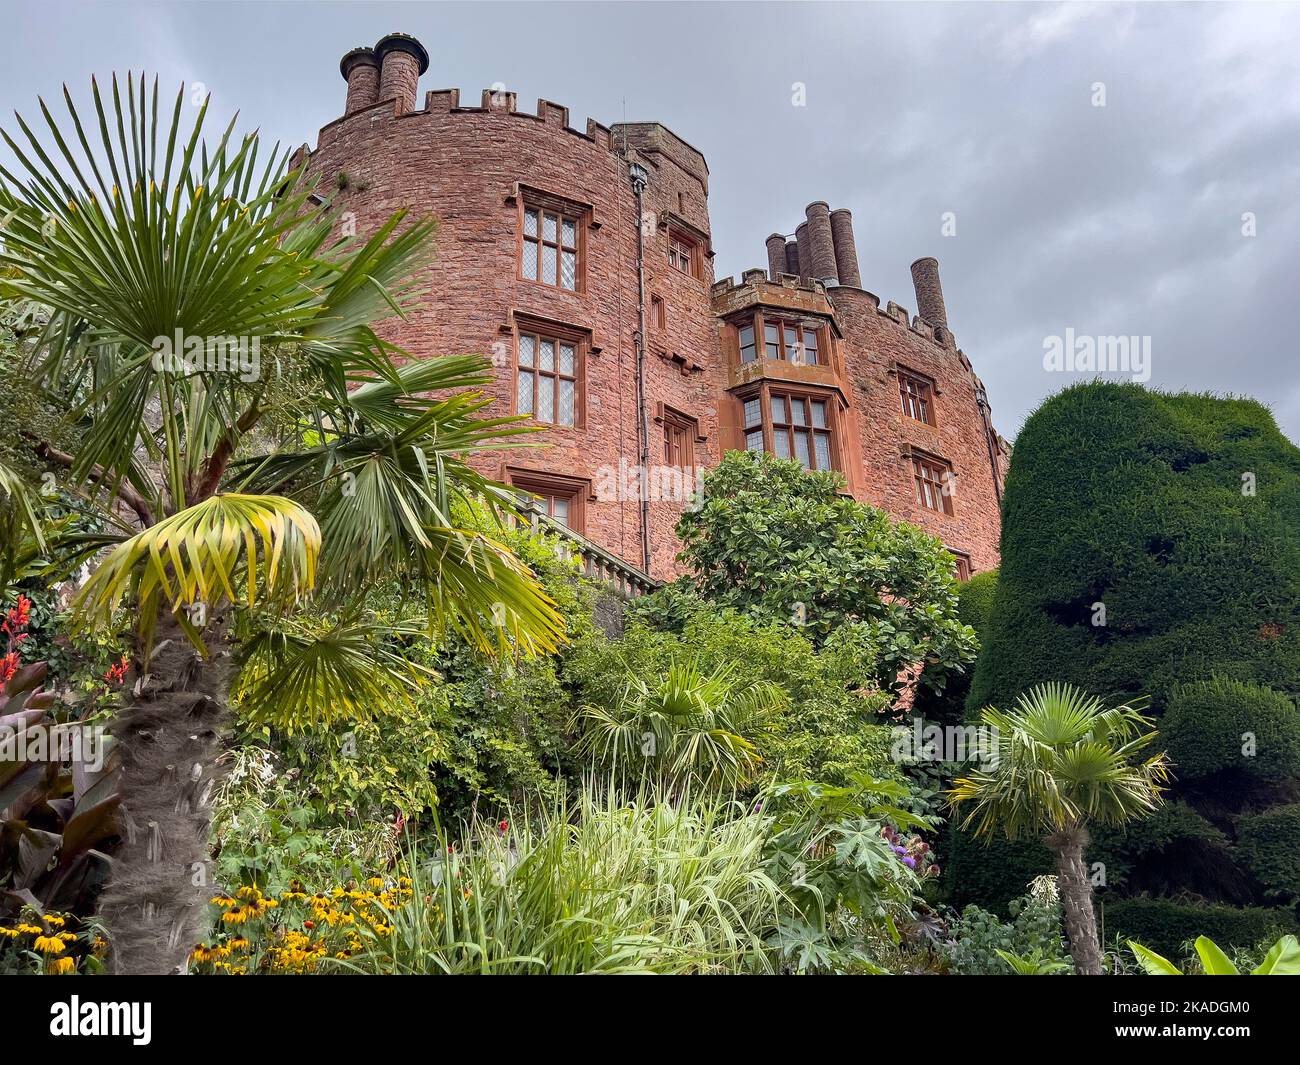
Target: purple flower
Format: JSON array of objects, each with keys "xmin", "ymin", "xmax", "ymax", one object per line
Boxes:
[
  {"xmin": 903, "ymin": 856, "xmax": 917, "ymax": 868},
  {"xmin": 893, "ymin": 846, "xmax": 907, "ymax": 855}
]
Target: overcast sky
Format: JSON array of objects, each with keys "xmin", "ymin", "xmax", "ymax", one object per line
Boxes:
[{"xmin": 3, "ymin": 1, "xmax": 1297, "ymax": 442}]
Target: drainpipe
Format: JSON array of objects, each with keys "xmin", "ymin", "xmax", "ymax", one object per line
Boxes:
[
  {"xmin": 975, "ymin": 381, "xmax": 1002, "ymax": 506},
  {"xmin": 628, "ymin": 160, "xmax": 652, "ymax": 574}
]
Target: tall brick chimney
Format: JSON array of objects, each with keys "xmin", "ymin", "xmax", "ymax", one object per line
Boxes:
[
  {"xmin": 794, "ymin": 222, "xmax": 811, "ymax": 284},
  {"xmin": 375, "ymin": 32, "xmax": 429, "ymax": 115},
  {"xmin": 910, "ymin": 256, "xmax": 949, "ymax": 331},
  {"xmin": 804, "ymin": 201, "xmax": 838, "ymax": 284},
  {"xmin": 829, "ymin": 208, "xmax": 862, "ymax": 288},
  {"xmin": 340, "ymin": 47, "xmax": 380, "ymax": 115},
  {"xmin": 784, "ymin": 240, "xmax": 800, "ymax": 278},
  {"xmin": 766, "ymin": 233, "xmax": 788, "ymax": 281}
]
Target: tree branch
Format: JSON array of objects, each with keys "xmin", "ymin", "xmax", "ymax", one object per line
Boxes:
[{"xmin": 25, "ymin": 435, "xmax": 156, "ymax": 528}]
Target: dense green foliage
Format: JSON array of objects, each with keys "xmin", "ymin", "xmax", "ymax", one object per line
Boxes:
[
  {"xmin": 963, "ymin": 382, "xmax": 1300, "ymax": 921},
  {"xmin": 943, "ymin": 886, "xmax": 1072, "ymax": 975},
  {"xmin": 1236, "ymin": 805, "xmax": 1300, "ymax": 902},
  {"xmin": 1161, "ymin": 678, "xmax": 1300, "ymax": 783},
  {"xmin": 657, "ymin": 451, "xmax": 976, "ymax": 697},
  {"xmin": 567, "ymin": 611, "xmax": 896, "ymax": 787},
  {"xmin": 970, "ymin": 382, "xmax": 1300, "ymax": 711},
  {"xmin": 1103, "ymin": 898, "xmax": 1296, "ymax": 960}
]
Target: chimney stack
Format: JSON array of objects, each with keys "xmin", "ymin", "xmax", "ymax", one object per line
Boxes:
[
  {"xmin": 804, "ymin": 201, "xmax": 838, "ymax": 284},
  {"xmin": 784, "ymin": 240, "xmax": 800, "ymax": 279},
  {"xmin": 794, "ymin": 222, "xmax": 812, "ymax": 284},
  {"xmin": 910, "ymin": 257, "xmax": 949, "ymax": 331},
  {"xmin": 766, "ymin": 233, "xmax": 788, "ymax": 282},
  {"xmin": 829, "ymin": 208, "xmax": 861, "ymax": 288},
  {"xmin": 340, "ymin": 47, "xmax": 380, "ymax": 115},
  {"xmin": 375, "ymin": 32, "xmax": 429, "ymax": 115}
]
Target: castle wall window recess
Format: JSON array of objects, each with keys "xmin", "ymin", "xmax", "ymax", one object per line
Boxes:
[
  {"xmin": 899, "ymin": 369, "xmax": 936, "ymax": 426},
  {"xmin": 516, "ymin": 331, "xmax": 580, "ymax": 426},
  {"xmin": 509, "ymin": 470, "xmax": 587, "ymax": 534},
  {"xmin": 913, "ymin": 453, "xmax": 955, "ymax": 515},
  {"xmin": 949, "ymin": 550, "xmax": 972, "ymax": 582},
  {"xmin": 521, "ymin": 204, "xmax": 580, "ymax": 290},
  {"xmin": 736, "ymin": 315, "xmax": 819, "ymax": 365}
]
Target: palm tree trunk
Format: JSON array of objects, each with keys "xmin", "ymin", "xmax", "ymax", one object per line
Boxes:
[
  {"xmin": 1048, "ymin": 825, "xmax": 1103, "ymax": 975},
  {"xmin": 97, "ymin": 610, "xmax": 233, "ymax": 974}
]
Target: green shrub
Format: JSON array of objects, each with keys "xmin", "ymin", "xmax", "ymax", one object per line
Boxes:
[
  {"xmin": 1102, "ymin": 898, "xmax": 1296, "ymax": 960},
  {"xmin": 1090, "ymin": 801, "xmax": 1236, "ymax": 898},
  {"xmin": 1237, "ymin": 804, "xmax": 1300, "ymax": 901},
  {"xmin": 944, "ymin": 888, "xmax": 1071, "ymax": 975},
  {"xmin": 1162, "ymin": 678, "xmax": 1300, "ymax": 783},
  {"xmin": 969, "ymin": 382, "xmax": 1300, "ymax": 714},
  {"xmin": 667, "ymin": 450, "xmax": 976, "ymax": 697},
  {"xmin": 941, "ymin": 823, "xmax": 1054, "ymax": 914},
  {"xmin": 958, "ymin": 569, "xmax": 998, "ymax": 635},
  {"xmin": 566, "ymin": 610, "xmax": 896, "ymax": 787}
]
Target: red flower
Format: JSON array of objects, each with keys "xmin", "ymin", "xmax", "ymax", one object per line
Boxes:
[
  {"xmin": 498, "ymin": 819, "xmax": 508, "ymax": 834},
  {"xmin": 0, "ymin": 651, "xmax": 18, "ymax": 684}
]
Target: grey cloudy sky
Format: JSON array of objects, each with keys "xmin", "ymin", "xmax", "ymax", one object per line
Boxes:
[{"xmin": 3, "ymin": 0, "xmax": 1298, "ymax": 442}]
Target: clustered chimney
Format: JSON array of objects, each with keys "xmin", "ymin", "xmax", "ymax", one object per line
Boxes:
[
  {"xmin": 766, "ymin": 233, "xmax": 788, "ymax": 282},
  {"xmin": 339, "ymin": 33, "xmax": 430, "ymax": 116},
  {"xmin": 340, "ymin": 48, "xmax": 380, "ymax": 116},
  {"xmin": 910, "ymin": 256, "xmax": 949, "ymax": 332},
  {"xmin": 829, "ymin": 208, "xmax": 861, "ymax": 288},
  {"xmin": 767, "ymin": 202, "xmax": 862, "ymax": 288}
]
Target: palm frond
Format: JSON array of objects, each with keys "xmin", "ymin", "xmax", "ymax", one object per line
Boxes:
[
  {"xmin": 73, "ymin": 493, "xmax": 319, "ymax": 630},
  {"xmin": 235, "ymin": 616, "xmax": 433, "ymax": 730}
]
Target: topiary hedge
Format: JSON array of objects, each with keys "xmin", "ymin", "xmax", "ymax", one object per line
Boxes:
[
  {"xmin": 957, "ymin": 568, "xmax": 998, "ymax": 637},
  {"xmin": 968, "ymin": 382, "xmax": 1300, "ymax": 714},
  {"xmin": 941, "ymin": 821, "xmax": 1054, "ymax": 915},
  {"xmin": 1236, "ymin": 804, "xmax": 1300, "ymax": 901},
  {"xmin": 1161, "ymin": 678, "xmax": 1300, "ymax": 783},
  {"xmin": 1102, "ymin": 898, "xmax": 1296, "ymax": 959}
]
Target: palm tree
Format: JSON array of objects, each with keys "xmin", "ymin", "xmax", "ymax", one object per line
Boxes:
[
  {"xmin": 0, "ymin": 76, "xmax": 564, "ymax": 972},
  {"xmin": 948, "ymin": 682, "xmax": 1171, "ymax": 975},
  {"xmin": 575, "ymin": 657, "xmax": 785, "ymax": 792}
]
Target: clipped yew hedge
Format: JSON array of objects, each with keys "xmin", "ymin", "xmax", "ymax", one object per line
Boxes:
[
  {"xmin": 1103, "ymin": 898, "xmax": 1296, "ymax": 960},
  {"xmin": 969, "ymin": 382, "xmax": 1300, "ymax": 713}
]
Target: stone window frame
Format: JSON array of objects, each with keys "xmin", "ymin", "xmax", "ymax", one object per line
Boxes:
[
  {"xmin": 506, "ymin": 467, "xmax": 593, "ymax": 536},
  {"xmin": 515, "ymin": 188, "xmax": 590, "ymax": 293},
  {"xmin": 908, "ymin": 447, "xmax": 956, "ymax": 516},
  {"xmin": 512, "ymin": 316, "xmax": 587, "ymax": 428},
  {"xmin": 733, "ymin": 309, "xmax": 823, "ymax": 367},
  {"xmin": 667, "ymin": 228, "xmax": 698, "ymax": 278},
  {"xmin": 897, "ymin": 366, "xmax": 938, "ymax": 427},
  {"xmin": 656, "ymin": 404, "xmax": 701, "ymax": 471},
  {"xmin": 947, "ymin": 548, "xmax": 973, "ymax": 581},
  {"xmin": 738, "ymin": 382, "xmax": 840, "ymax": 473}
]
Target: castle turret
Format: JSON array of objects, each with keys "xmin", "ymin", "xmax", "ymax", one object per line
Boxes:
[{"xmin": 375, "ymin": 32, "xmax": 429, "ymax": 114}]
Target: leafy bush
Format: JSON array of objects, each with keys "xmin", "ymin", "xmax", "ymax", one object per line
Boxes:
[
  {"xmin": 942, "ymin": 825, "xmax": 1054, "ymax": 914},
  {"xmin": 1236, "ymin": 804, "xmax": 1300, "ymax": 902},
  {"xmin": 663, "ymin": 451, "xmax": 976, "ymax": 697},
  {"xmin": 944, "ymin": 884, "xmax": 1072, "ymax": 975},
  {"xmin": 1129, "ymin": 933, "xmax": 1300, "ymax": 975},
  {"xmin": 1161, "ymin": 678, "xmax": 1300, "ymax": 783},
  {"xmin": 567, "ymin": 611, "xmax": 897, "ymax": 787},
  {"xmin": 1102, "ymin": 898, "xmax": 1296, "ymax": 960}
]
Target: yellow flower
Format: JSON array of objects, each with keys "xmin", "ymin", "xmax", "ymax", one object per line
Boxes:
[
  {"xmin": 58, "ymin": 932, "xmax": 76, "ymax": 942},
  {"xmin": 48, "ymin": 956, "xmax": 76, "ymax": 975},
  {"xmin": 33, "ymin": 935, "xmax": 67, "ymax": 955},
  {"xmin": 0, "ymin": 927, "xmax": 19, "ymax": 939},
  {"xmin": 42, "ymin": 914, "xmax": 66, "ymax": 927},
  {"xmin": 17, "ymin": 923, "xmax": 42, "ymax": 935}
]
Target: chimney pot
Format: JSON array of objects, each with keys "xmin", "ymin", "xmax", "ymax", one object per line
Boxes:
[
  {"xmin": 765, "ymin": 233, "xmax": 787, "ymax": 282},
  {"xmin": 804, "ymin": 201, "xmax": 838, "ymax": 284},
  {"xmin": 340, "ymin": 47, "xmax": 380, "ymax": 116},
  {"xmin": 375, "ymin": 32, "xmax": 429, "ymax": 114},
  {"xmin": 829, "ymin": 208, "xmax": 862, "ymax": 288},
  {"xmin": 794, "ymin": 222, "xmax": 811, "ymax": 284},
  {"xmin": 910, "ymin": 256, "xmax": 949, "ymax": 332}
]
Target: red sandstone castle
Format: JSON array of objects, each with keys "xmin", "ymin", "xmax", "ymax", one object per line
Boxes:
[{"xmin": 298, "ymin": 32, "xmax": 1009, "ymax": 584}]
